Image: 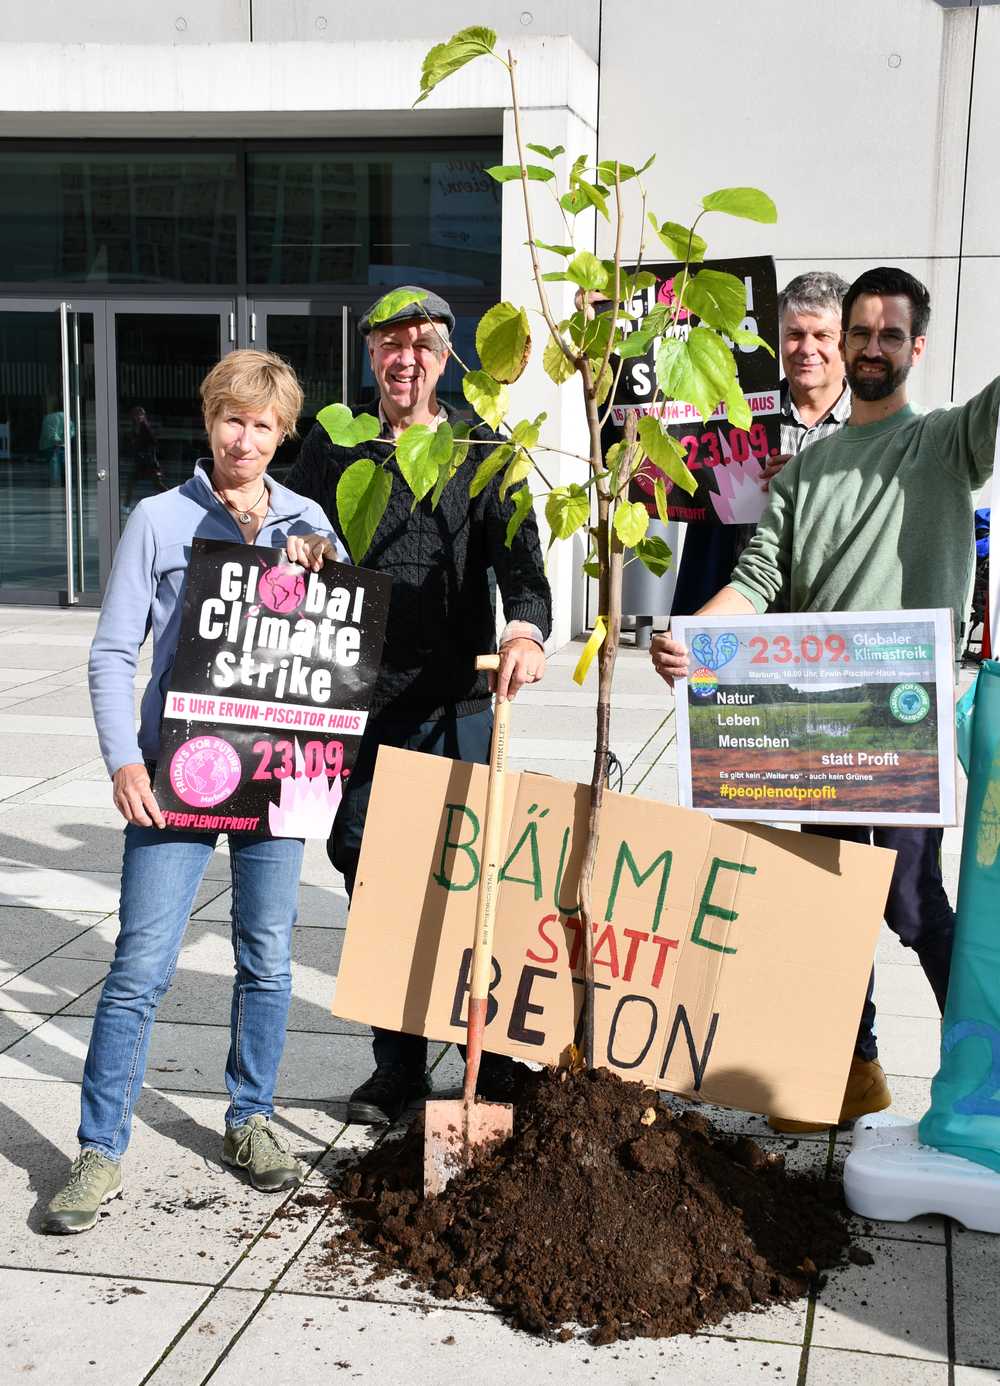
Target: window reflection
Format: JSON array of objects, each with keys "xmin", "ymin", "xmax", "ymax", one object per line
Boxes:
[{"xmin": 247, "ymin": 151, "xmax": 501, "ymax": 287}]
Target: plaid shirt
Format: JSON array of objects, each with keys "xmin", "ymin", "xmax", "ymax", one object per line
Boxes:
[{"xmin": 779, "ymin": 377, "xmax": 851, "ymax": 456}]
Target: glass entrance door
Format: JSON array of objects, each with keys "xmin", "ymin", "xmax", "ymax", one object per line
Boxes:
[
  {"xmin": 109, "ymin": 302, "xmax": 234, "ymax": 534},
  {"xmin": 253, "ymin": 301, "xmax": 347, "ymax": 480},
  {"xmin": 0, "ymin": 300, "xmax": 108, "ymax": 604}
]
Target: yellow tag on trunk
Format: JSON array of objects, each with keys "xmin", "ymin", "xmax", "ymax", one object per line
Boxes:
[{"xmin": 572, "ymin": 616, "xmax": 607, "ymax": 686}]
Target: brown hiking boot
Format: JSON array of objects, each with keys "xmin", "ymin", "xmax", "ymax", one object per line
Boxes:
[{"xmin": 768, "ymin": 1056, "xmax": 892, "ymax": 1134}]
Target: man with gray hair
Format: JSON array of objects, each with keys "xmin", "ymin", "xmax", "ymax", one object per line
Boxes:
[
  {"xmin": 671, "ymin": 269, "xmax": 850, "ymax": 613},
  {"xmin": 288, "ymin": 286, "xmax": 552, "ymax": 1124},
  {"xmin": 766, "ymin": 269, "xmax": 852, "ymax": 484}
]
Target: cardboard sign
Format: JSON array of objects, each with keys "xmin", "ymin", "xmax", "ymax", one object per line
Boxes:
[
  {"xmin": 332, "ymin": 746, "xmax": 896, "ymax": 1124},
  {"xmin": 673, "ymin": 610, "xmax": 957, "ymax": 827},
  {"xmin": 156, "ymin": 540, "xmax": 389, "ymax": 837},
  {"xmin": 605, "ymin": 255, "xmax": 781, "ymax": 526}
]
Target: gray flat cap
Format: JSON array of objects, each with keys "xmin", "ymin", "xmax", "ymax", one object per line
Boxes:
[{"xmin": 358, "ymin": 286, "xmax": 456, "ymax": 337}]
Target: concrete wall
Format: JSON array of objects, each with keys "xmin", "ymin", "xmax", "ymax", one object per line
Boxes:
[{"xmin": 597, "ymin": 0, "xmax": 995, "ymax": 409}]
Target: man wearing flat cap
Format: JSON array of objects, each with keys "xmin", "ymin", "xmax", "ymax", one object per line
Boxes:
[{"xmin": 288, "ymin": 286, "xmax": 552, "ymax": 1124}]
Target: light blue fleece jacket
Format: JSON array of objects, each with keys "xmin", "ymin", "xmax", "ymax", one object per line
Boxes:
[{"xmin": 89, "ymin": 461, "xmax": 341, "ymax": 776}]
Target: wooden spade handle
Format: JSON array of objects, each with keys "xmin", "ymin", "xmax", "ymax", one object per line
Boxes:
[{"xmin": 464, "ymin": 654, "xmax": 510, "ymax": 1101}]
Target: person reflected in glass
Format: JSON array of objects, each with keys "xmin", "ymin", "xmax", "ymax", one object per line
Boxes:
[
  {"xmin": 43, "ymin": 351, "xmax": 342, "ymax": 1235},
  {"xmin": 123, "ymin": 404, "xmax": 165, "ymax": 513}
]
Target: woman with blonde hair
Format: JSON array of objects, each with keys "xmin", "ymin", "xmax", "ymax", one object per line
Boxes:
[{"xmin": 44, "ymin": 351, "xmax": 341, "ymax": 1234}]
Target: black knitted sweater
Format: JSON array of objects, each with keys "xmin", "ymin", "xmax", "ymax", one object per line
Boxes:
[{"xmin": 286, "ymin": 401, "xmax": 552, "ymax": 724}]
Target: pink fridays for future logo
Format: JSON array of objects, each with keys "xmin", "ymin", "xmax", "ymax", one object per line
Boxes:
[
  {"xmin": 257, "ymin": 564, "xmax": 306, "ymax": 614},
  {"xmin": 169, "ymin": 736, "xmax": 242, "ymax": 808}
]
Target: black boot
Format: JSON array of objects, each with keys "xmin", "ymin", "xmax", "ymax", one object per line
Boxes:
[
  {"xmin": 346, "ymin": 1065, "xmax": 431, "ymax": 1124},
  {"xmin": 475, "ymin": 1054, "xmax": 525, "ymax": 1105}
]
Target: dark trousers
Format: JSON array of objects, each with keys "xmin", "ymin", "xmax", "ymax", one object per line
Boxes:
[
  {"xmin": 330, "ymin": 707, "xmax": 493, "ymax": 1073},
  {"xmin": 808, "ymin": 825, "xmax": 955, "ymax": 1061}
]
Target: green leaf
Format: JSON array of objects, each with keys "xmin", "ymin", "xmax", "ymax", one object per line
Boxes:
[
  {"xmin": 366, "ymin": 287, "xmax": 428, "ymax": 326},
  {"xmin": 583, "ymin": 553, "xmax": 601, "ymax": 580},
  {"xmin": 568, "ymin": 310, "xmax": 612, "ymax": 358},
  {"xmin": 605, "ymin": 440, "xmax": 626, "ymax": 488},
  {"xmin": 636, "ymin": 535, "xmax": 673, "ymax": 577},
  {"xmin": 593, "ymin": 362, "xmax": 613, "ymax": 406},
  {"xmin": 613, "ymin": 501, "xmax": 649, "ymax": 548},
  {"xmin": 701, "ymin": 186, "xmax": 778, "ymax": 224},
  {"xmin": 415, "ymin": 26, "xmax": 496, "ymax": 105},
  {"xmin": 730, "ymin": 327, "xmax": 776, "ymax": 357},
  {"xmin": 569, "ymin": 153, "xmax": 588, "ymax": 184},
  {"xmin": 463, "ymin": 370, "xmax": 509, "ymax": 430},
  {"xmin": 316, "ymin": 403, "xmax": 381, "ymax": 448},
  {"xmin": 682, "ymin": 269, "xmax": 747, "ymax": 334},
  {"xmin": 395, "ymin": 422, "xmax": 453, "ymax": 507},
  {"xmin": 510, "ymin": 413, "xmax": 546, "ymax": 449},
  {"xmin": 335, "ymin": 459, "xmax": 392, "ymax": 563},
  {"xmin": 724, "ymin": 383, "xmax": 752, "ymax": 432},
  {"xmin": 648, "ymin": 217, "xmax": 708, "ymax": 263},
  {"xmin": 430, "ymin": 422, "xmax": 471, "ymax": 509},
  {"xmin": 614, "ymin": 324, "xmax": 657, "ymax": 360},
  {"xmin": 637, "ymin": 416, "xmax": 698, "ymax": 496},
  {"xmin": 526, "ymin": 142, "xmax": 565, "ymax": 160},
  {"xmin": 469, "ymin": 443, "xmax": 513, "ymax": 498},
  {"xmin": 566, "ymin": 250, "xmax": 609, "ymax": 292},
  {"xmin": 545, "ymin": 483, "xmax": 590, "ymax": 543},
  {"xmin": 500, "ymin": 448, "xmax": 533, "ymax": 498},
  {"xmin": 532, "ymin": 239, "xmax": 575, "ymax": 256},
  {"xmin": 475, "ymin": 302, "xmax": 531, "ymax": 384},
  {"xmin": 653, "ymin": 476, "xmax": 670, "ymax": 525},
  {"xmin": 560, "ymin": 180, "xmax": 609, "ymax": 220},
  {"xmin": 505, "ymin": 484, "xmax": 536, "ymax": 549},
  {"xmin": 541, "ymin": 270, "xmax": 572, "ymax": 283},
  {"xmin": 543, "ymin": 332, "xmax": 577, "ymax": 383},
  {"xmin": 594, "ymin": 154, "xmax": 654, "ymax": 184},
  {"xmin": 486, "ymin": 163, "xmax": 556, "ymax": 184},
  {"xmin": 654, "ymin": 326, "xmax": 737, "ymax": 423}
]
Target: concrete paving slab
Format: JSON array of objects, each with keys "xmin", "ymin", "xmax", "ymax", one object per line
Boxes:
[
  {"xmin": 0, "ymin": 715, "xmax": 96, "ymax": 737},
  {"xmin": 1, "ymin": 1267, "xmax": 210, "ymax": 1383},
  {"xmin": 28, "ymin": 779, "xmax": 119, "ymax": 808},
  {"xmin": 876, "ymin": 925, "xmax": 920, "ymax": 967},
  {"xmin": 874, "ymin": 962, "xmax": 941, "ymax": 1020},
  {"xmin": 805, "ymin": 1347, "xmax": 947, "ymax": 1384},
  {"xmin": 3, "ymin": 687, "xmax": 108, "ymax": 719},
  {"xmin": 0, "ymin": 955, "xmax": 108, "ymax": 1012},
  {"xmin": 0, "ymin": 775, "xmax": 44, "ymax": 800},
  {"xmin": 0, "ymin": 638, "xmax": 91, "ymax": 665},
  {"xmin": 0, "ymin": 814, "xmax": 233, "ymax": 881},
  {"xmin": 0, "ymin": 733, "xmax": 100, "ymax": 778},
  {"xmin": 518, "ymin": 690, "xmax": 671, "ymax": 710},
  {"xmin": 62, "ymin": 921, "xmax": 350, "ymax": 1036},
  {"xmin": 0, "ymin": 1078, "xmax": 346, "ymax": 1281},
  {"xmin": 811, "ymin": 1236, "xmax": 948, "ymax": 1361},
  {"xmin": 204, "ymin": 1293, "xmax": 803, "ymax": 1385},
  {"xmin": 143, "ymin": 1287, "xmax": 265, "ymax": 1385},
  {"xmin": 0, "ymin": 868, "xmax": 122, "ymax": 927},
  {"xmin": 877, "ymin": 1015, "xmax": 942, "ymax": 1080},
  {"xmin": 0, "ymin": 905, "xmax": 98, "ymax": 974},
  {"xmin": 952, "ymin": 1228, "xmax": 1000, "ymax": 1370},
  {"xmin": 0, "ymin": 1009, "xmax": 48, "ymax": 1052},
  {"xmin": 955, "ymin": 1369, "xmax": 1000, "ymax": 1384},
  {"xmin": 0, "ymin": 666, "xmax": 58, "ymax": 686}
]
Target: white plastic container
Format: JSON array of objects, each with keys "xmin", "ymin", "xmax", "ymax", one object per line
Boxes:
[{"xmin": 843, "ymin": 1111, "xmax": 1000, "ymax": 1234}]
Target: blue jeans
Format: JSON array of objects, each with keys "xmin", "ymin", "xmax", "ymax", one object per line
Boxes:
[
  {"xmin": 79, "ymin": 824, "xmax": 304, "ymax": 1160},
  {"xmin": 330, "ymin": 707, "xmax": 493, "ymax": 1073},
  {"xmin": 808, "ymin": 825, "xmax": 955, "ymax": 1062}
]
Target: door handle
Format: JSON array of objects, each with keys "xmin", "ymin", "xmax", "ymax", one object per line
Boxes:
[
  {"xmin": 59, "ymin": 301, "xmax": 78, "ymax": 605},
  {"xmin": 97, "ymin": 470, "xmax": 107, "ymax": 481}
]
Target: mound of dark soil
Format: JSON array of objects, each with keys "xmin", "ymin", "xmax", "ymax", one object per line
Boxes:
[{"xmin": 323, "ymin": 1068, "xmax": 855, "ymax": 1344}]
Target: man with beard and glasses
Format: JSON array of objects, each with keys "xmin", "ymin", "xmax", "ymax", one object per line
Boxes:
[{"xmin": 648, "ymin": 265, "xmax": 999, "ymax": 1131}]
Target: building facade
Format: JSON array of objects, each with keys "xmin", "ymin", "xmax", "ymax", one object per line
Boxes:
[{"xmin": 0, "ymin": 0, "xmax": 996, "ymax": 641}]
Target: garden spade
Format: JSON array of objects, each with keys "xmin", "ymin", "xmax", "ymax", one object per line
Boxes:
[{"xmin": 424, "ymin": 654, "xmax": 514, "ymax": 1197}]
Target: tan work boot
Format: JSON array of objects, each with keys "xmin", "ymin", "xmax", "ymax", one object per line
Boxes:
[{"xmin": 768, "ymin": 1056, "xmax": 892, "ymax": 1134}]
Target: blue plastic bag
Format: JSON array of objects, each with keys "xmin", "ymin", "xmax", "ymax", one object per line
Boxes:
[{"xmin": 919, "ymin": 660, "xmax": 1000, "ymax": 1172}]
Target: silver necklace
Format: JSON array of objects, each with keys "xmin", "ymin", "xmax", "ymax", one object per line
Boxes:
[{"xmin": 215, "ymin": 483, "xmax": 267, "ymax": 526}]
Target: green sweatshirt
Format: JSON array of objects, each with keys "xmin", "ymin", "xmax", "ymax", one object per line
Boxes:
[{"xmin": 730, "ymin": 376, "xmax": 999, "ymax": 646}]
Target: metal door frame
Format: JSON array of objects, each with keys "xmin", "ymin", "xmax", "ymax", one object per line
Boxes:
[
  {"xmin": 0, "ymin": 295, "xmax": 110, "ymax": 607},
  {"xmin": 105, "ymin": 298, "xmax": 236, "ymax": 547}
]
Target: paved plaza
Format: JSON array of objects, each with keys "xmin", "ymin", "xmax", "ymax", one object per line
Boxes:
[{"xmin": 0, "ymin": 605, "xmax": 998, "ymax": 1385}]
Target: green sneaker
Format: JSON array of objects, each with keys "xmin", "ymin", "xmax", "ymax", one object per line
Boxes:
[
  {"xmin": 43, "ymin": 1149, "xmax": 123, "ymax": 1234},
  {"xmin": 222, "ymin": 1115, "xmax": 302, "ymax": 1192}
]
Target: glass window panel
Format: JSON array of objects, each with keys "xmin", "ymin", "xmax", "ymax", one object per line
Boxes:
[
  {"xmin": 262, "ymin": 312, "xmax": 344, "ymax": 481},
  {"xmin": 0, "ymin": 151, "xmax": 238, "ymax": 285},
  {"xmin": 115, "ymin": 312, "xmax": 223, "ymax": 527},
  {"xmin": 247, "ymin": 149, "xmax": 501, "ymax": 288}
]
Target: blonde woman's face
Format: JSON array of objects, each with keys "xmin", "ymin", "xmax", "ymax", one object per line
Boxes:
[{"xmin": 209, "ymin": 403, "xmax": 281, "ymax": 489}]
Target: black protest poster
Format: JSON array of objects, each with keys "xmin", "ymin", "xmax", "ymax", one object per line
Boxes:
[
  {"xmin": 155, "ymin": 540, "xmax": 390, "ymax": 838},
  {"xmin": 605, "ymin": 255, "xmax": 781, "ymax": 526}
]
